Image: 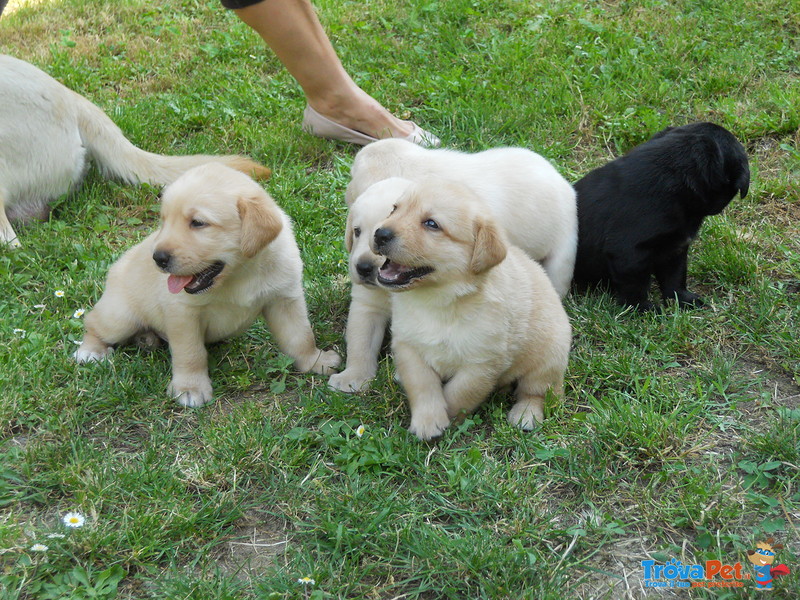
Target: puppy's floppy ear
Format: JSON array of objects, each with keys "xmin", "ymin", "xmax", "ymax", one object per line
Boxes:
[
  {"xmin": 728, "ymin": 146, "xmax": 750, "ymax": 198},
  {"xmin": 470, "ymin": 217, "xmax": 507, "ymax": 274},
  {"xmin": 344, "ymin": 211, "xmax": 354, "ymax": 253},
  {"xmin": 687, "ymin": 137, "xmax": 725, "ymax": 197},
  {"xmin": 735, "ymin": 166, "xmax": 750, "ymax": 199},
  {"xmin": 237, "ymin": 192, "xmax": 284, "ymax": 258}
]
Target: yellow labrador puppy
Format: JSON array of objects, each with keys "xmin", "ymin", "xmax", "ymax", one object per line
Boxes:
[
  {"xmin": 329, "ymin": 140, "xmax": 576, "ymax": 393},
  {"xmin": 0, "ymin": 55, "xmax": 270, "ymax": 248},
  {"xmin": 74, "ymin": 163, "xmax": 340, "ymax": 406},
  {"xmin": 370, "ymin": 178, "xmax": 571, "ymax": 440}
]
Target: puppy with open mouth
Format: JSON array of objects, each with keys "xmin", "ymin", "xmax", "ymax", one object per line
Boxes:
[
  {"xmin": 330, "ymin": 138, "xmax": 577, "ymax": 393},
  {"xmin": 74, "ymin": 163, "xmax": 340, "ymax": 407},
  {"xmin": 370, "ymin": 178, "xmax": 572, "ymax": 440}
]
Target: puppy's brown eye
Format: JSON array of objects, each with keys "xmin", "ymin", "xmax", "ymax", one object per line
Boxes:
[
  {"xmin": 423, "ymin": 219, "xmax": 440, "ymax": 230},
  {"xmin": 190, "ymin": 219, "xmax": 207, "ymax": 229},
  {"xmin": 353, "ymin": 227, "xmax": 361, "ymax": 238}
]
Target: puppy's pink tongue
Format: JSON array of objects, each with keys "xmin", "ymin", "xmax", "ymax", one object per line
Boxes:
[{"xmin": 167, "ymin": 274, "xmax": 193, "ymax": 294}]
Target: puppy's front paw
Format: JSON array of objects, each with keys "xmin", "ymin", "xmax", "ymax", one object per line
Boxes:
[
  {"xmin": 298, "ymin": 349, "xmax": 341, "ymax": 375},
  {"xmin": 631, "ymin": 301, "xmax": 656, "ymax": 312},
  {"xmin": 73, "ymin": 342, "xmax": 113, "ymax": 363},
  {"xmin": 675, "ymin": 290, "xmax": 704, "ymax": 308},
  {"xmin": 169, "ymin": 375, "xmax": 213, "ymax": 407},
  {"xmin": 329, "ymin": 367, "xmax": 374, "ymax": 393},
  {"xmin": 408, "ymin": 404, "xmax": 450, "ymax": 441},
  {"xmin": 507, "ymin": 398, "xmax": 544, "ymax": 430}
]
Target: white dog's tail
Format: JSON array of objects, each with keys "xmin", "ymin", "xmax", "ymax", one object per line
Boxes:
[{"xmin": 71, "ymin": 90, "xmax": 270, "ymax": 185}]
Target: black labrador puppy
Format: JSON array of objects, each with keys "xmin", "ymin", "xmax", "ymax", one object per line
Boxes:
[{"xmin": 573, "ymin": 122, "xmax": 749, "ymax": 310}]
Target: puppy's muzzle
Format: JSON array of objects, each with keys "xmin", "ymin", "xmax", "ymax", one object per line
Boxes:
[
  {"xmin": 372, "ymin": 227, "xmax": 395, "ymax": 253},
  {"xmin": 152, "ymin": 248, "xmax": 225, "ymax": 294}
]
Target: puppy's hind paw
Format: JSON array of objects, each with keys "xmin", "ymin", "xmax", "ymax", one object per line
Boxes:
[
  {"xmin": 304, "ymin": 349, "xmax": 341, "ymax": 375},
  {"xmin": 73, "ymin": 344, "xmax": 113, "ymax": 363},
  {"xmin": 409, "ymin": 405, "xmax": 450, "ymax": 441},
  {"xmin": 134, "ymin": 330, "xmax": 163, "ymax": 350}
]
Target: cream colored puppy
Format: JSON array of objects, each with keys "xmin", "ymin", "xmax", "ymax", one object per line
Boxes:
[
  {"xmin": 345, "ymin": 138, "xmax": 577, "ymax": 296},
  {"xmin": 330, "ymin": 140, "xmax": 576, "ymax": 392},
  {"xmin": 370, "ymin": 179, "xmax": 571, "ymax": 441},
  {"xmin": 0, "ymin": 55, "xmax": 270, "ymax": 247},
  {"xmin": 328, "ymin": 179, "xmax": 406, "ymax": 391},
  {"xmin": 74, "ymin": 163, "xmax": 340, "ymax": 407}
]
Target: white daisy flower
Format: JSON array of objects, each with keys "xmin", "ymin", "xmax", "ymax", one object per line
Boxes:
[
  {"xmin": 13, "ymin": 328, "xmax": 26, "ymax": 337},
  {"xmin": 355, "ymin": 425, "xmax": 366, "ymax": 438},
  {"xmin": 72, "ymin": 308, "xmax": 86, "ymax": 319},
  {"xmin": 297, "ymin": 576, "xmax": 315, "ymax": 585},
  {"xmin": 30, "ymin": 543, "xmax": 49, "ymax": 552},
  {"xmin": 54, "ymin": 290, "xmax": 65, "ymax": 298},
  {"xmin": 46, "ymin": 533, "xmax": 66, "ymax": 539},
  {"xmin": 62, "ymin": 512, "xmax": 85, "ymax": 528},
  {"xmin": 33, "ymin": 304, "xmax": 46, "ymax": 309}
]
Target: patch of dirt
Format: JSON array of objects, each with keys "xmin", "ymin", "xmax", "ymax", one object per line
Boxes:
[
  {"xmin": 214, "ymin": 510, "xmax": 290, "ymax": 581},
  {"xmin": 571, "ymin": 536, "xmax": 686, "ymax": 599},
  {"xmin": 749, "ymin": 133, "xmax": 800, "ymax": 182},
  {"xmin": 734, "ymin": 358, "xmax": 800, "ymax": 432}
]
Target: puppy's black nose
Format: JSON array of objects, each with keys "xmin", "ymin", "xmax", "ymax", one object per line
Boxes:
[
  {"xmin": 373, "ymin": 227, "xmax": 394, "ymax": 250},
  {"xmin": 356, "ymin": 260, "xmax": 375, "ymax": 279},
  {"xmin": 152, "ymin": 249, "xmax": 172, "ymax": 270}
]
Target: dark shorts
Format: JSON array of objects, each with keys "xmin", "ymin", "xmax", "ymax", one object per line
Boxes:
[{"xmin": 220, "ymin": 0, "xmax": 262, "ymax": 8}]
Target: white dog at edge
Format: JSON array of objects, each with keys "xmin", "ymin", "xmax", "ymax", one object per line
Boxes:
[
  {"xmin": 0, "ymin": 54, "xmax": 269, "ymax": 247},
  {"xmin": 329, "ymin": 139, "xmax": 577, "ymax": 393}
]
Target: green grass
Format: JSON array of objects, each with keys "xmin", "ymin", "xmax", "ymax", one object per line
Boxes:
[{"xmin": 1, "ymin": 0, "xmax": 799, "ymax": 597}]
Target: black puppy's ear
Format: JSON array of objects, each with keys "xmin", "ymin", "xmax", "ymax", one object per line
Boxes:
[
  {"xmin": 718, "ymin": 131, "xmax": 750, "ymax": 199},
  {"xmin": 735, "ymin": 172, "xmax": 749, "ymax": 198},
  {"xmin": 733, "ymin": 161, "xmax": 750, "ymax": 199},
  {"xmin": 687, "ymin": 137, "xmax": 726, "ymax": 198}
]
